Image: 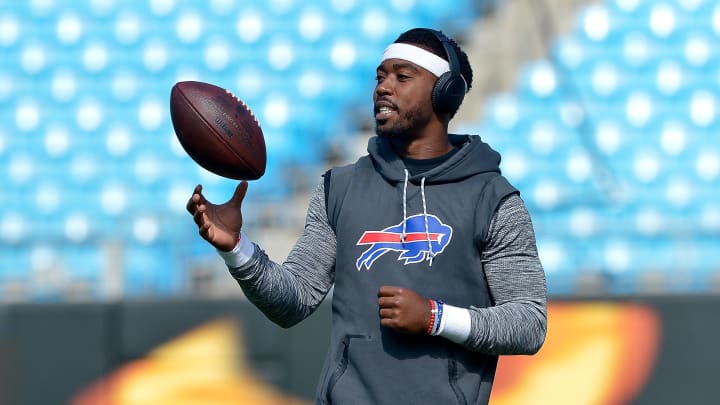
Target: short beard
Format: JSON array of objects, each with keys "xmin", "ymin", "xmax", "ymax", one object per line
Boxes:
[
  {"xmin": 375, "ymin": 122, "xmax": 405, "ymax": 138},
  {"xmin": 375, "ymin": 110, "xmax": 425, "ymax": 139}
]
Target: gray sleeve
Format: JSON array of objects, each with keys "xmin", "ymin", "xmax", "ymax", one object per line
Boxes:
[
  {"xmin": 463, "ymin": 194, "xmax": 548, "ymax": 355},
  {"xmin": 227, "ymin": 181, "xmax": 336, "ymax": 328}
]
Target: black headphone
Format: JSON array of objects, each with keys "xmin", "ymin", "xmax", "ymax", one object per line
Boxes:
[{"xmin": 428, "ymin": 29, "xmax": 467, "ymax": 115}]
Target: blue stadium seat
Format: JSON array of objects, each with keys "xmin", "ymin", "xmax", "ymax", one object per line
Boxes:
[
  {"xmin": 0, "ymin": 246, "xmax": 30, "ymax": 283},
  {"xmin": 59, "ymin": 244, "xmax": 105, "ymax": 298},
  {"xmin": 691, "ymin": 238, "xmax": 720, "ymax": 290},
  {"xmin": 517, "ymin": 61, "xmax": 563, "ymax": 102},
  {"xmin": 124, "ymin": 243, "xmax": 186, "ymax": 297},
  {"xmin": 536, "ymin": 236, "xmax": 579, "ymax": 295}
]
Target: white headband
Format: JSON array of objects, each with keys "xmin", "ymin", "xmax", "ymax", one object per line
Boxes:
[{"xmin": 381, "ymin": 43, "xmax": 450, "ymax": 77}]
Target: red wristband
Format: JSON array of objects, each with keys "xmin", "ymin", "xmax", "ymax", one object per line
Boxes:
[{"xmin": 426, "ymin": 299, "xmax": 437, "ymax": 335}]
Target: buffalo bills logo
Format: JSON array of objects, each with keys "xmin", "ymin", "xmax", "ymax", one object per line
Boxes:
[{"xmin": 355, "ymin": 214, "xmax": 453, "ymax": 270}]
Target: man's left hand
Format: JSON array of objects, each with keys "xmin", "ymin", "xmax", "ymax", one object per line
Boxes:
[{"xmin": 378, "ymin": 286, "xmax": 431, "ymax": 334}]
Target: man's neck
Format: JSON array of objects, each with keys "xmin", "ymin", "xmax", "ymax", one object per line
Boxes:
[{"xmin": 388, "ymin": 126, "xmax": 452, "ymax": 159}]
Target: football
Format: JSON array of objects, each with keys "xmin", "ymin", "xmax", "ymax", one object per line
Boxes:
[{"xmin": 169, "ymin": 81, "xmax": 266, "ymax": 180}]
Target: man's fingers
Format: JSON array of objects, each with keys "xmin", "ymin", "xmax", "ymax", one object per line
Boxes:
[
  {"xmin": 378, "ymin": 296, "xmax": 399, "ymax": 308},
  {"xmin": 186, "ymin": 184, "xmax": 206, "ymax": 214},
  {"xmin": 198, "ymin": 222, "xmax": 213, "ymax": 241},
  {"xmin": 229, "ymin": 181, "xmax": 248, "ymax": 207},
  {"xmin": 378, "ymin": 286, "xmax": 402, "ymax": 297},
  {"xmin": 380, "ymin": 318, "xmax": 396, "ymax": 328},
  {"xmin": 186, "ymin": 194, "xmax": 197, "ymax": 214},
  {"xmin": 192, "ymin": 205, "xmax": 207, "ymax": 227},
  {"xmin": 379, "ymin": 308, "xmax": 395, "ymax": 318}
]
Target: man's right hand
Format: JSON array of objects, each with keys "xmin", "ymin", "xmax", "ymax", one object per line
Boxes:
[{"xmin": 186, "ymin": 181, "xmax": 248, "ymax": 252}]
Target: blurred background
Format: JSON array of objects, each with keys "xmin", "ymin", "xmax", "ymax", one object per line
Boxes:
[{"xmin": 0, "ymin": 0, "xmax": 719, "ymax": 404}]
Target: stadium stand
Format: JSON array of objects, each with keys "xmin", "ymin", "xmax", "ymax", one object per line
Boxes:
[
  {"xmin": 0, "ymin": 0, "xmax": 718, "ymax": 300},
  {"xmin": 459, "ymin": 0, "xmax": 720, "ymax": 295},
  {"xmin": 0, "ymin": 0, "xmax": 486, "ymax": 300}
]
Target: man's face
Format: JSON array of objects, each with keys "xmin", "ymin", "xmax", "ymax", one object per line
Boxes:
[{"xmin": 373, "ymin": 58, "xmax": 437, "ymax": 139}]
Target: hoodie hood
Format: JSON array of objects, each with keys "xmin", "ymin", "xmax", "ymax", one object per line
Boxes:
[
  {"xmin": 367, "ymin": 134, "xmax": 501, "ymax": 184},
  {"xmin": 366, "ymin": 134, "xmax": 503, "ymax": 266}
]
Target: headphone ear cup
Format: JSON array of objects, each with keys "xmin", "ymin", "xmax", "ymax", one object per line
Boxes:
[
  {"xmin": 431, "ymin": 72, "xmax": 451, "ymax": 113},
  {"xmin": 432, "ymin": 72, "xmax": 467, "ymax": 114}
]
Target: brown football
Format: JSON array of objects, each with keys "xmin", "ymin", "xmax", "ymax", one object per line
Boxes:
[{"xmin": 169, "ymin": 81, "xmax": 266, "ymax": 180}]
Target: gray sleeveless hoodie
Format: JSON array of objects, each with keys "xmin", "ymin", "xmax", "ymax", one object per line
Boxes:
[{"xmin": 318, "ymin": 134, "xmax": 517, "ymax": 404}]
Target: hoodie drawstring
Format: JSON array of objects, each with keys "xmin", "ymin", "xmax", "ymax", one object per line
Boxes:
[
  {"xmin": 401, "ymin": 169, "xmax": 434, "ymax": 266},
  {"xmin": 401, "ymin": 169, "xmax": 409, "ymax": 242},
  {"xmin": 420, "ymin": 177, "xmax": 434, "ymax": 266}
]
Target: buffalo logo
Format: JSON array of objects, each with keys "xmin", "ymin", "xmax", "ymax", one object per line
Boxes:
[{"xmin": 355, "ymin": 214, "xmax": 453, "ymax": 270}]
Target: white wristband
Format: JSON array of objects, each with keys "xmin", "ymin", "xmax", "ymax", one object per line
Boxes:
[
  {"xmin": 437, "ymin": 304, "xmax": 472, "ymax": 344},
  {"xmin": 216, "ymin": 231, "xmax": 255, "ymax": 268}
]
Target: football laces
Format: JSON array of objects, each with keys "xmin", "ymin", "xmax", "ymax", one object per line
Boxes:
[{"xmin": 225, "ymin": 89, "xmax": 259, "ymax": 124}]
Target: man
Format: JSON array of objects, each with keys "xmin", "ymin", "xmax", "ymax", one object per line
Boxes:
[{"xmin": 187, "ymin": 28, "xmax": 547, "ymax": 404}]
